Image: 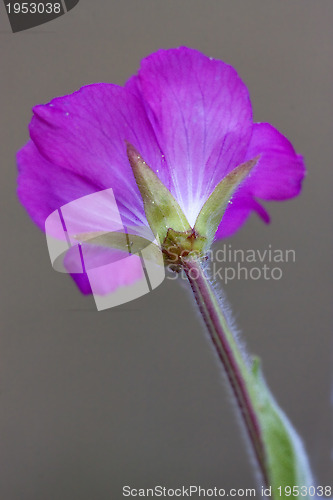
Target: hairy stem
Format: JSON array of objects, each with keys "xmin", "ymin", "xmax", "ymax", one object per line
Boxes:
[{"xmin": 182, "ymin": 257, "xmax": 269, "ymax": 487}]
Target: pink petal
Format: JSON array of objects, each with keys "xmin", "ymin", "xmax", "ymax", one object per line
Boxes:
[
  {"xmin": 216, "ymin": 193, "xmax": 270, "ymax": 239},
  {"xmin": 126, "ymin": 47, "xmax": 253, "ymax": 226},
  {"xmin": 27, "ymin": 83, "xmax": 170, "ymax": 228},
  {"xmin": 216, "ymin": 123, "xmax": 305, "ymax": 238},
  {"xmin": 17, "ymin": 141, "xmax": 101, "ymax": 231},
  {"xmin": 244, "ymin": 123, "xmax": 305, "ymax": 199},
  {"xmin": 64, "ymin": 245, "xmax": 145, "ymax": 298}
]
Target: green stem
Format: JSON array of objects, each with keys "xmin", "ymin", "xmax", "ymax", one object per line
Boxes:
[
  {"xmin": 182, "ymin": 257, "xmax": 269, "ymax": 486},
  {"xmin": 182, "ymin": 256, "xmax": 316, "ymax": 498}
]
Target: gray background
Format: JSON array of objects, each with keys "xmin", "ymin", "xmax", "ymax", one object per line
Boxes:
[{"xmin": 0, "ymin": 1, "xmax": 332, "ymax": 498}]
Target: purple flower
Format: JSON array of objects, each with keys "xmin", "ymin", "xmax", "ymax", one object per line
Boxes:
[{"xmin": 17, "ymin": 47, "xmax": 305, "ymax": 294}]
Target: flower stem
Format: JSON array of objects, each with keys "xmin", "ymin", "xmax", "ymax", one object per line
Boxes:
[{"xmin": 182, "ymin": 257, "xmax": 269, "ymax": 487}]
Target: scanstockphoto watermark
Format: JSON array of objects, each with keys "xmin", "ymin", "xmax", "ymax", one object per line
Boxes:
[
  {"xmin": 123, "ymin": 485, "xmax": 257, "ymax": 497},
  {"xmin": 123, "ymin": 484, "xmax": 333, "ymax": 497},
  {"xmin": 167, "ymin": 244, "xmax": 296, "ymax": 284}
]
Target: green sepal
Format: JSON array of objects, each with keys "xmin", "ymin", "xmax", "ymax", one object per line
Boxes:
[
  {"xmin": 162, "ymin": 228, "xmax": 207, "ymax": 268},
  {"xmin": 74, "ymin": 231, "xmax": 150, "ymax": 253},
  {"xmin": 74, "ymin": 230, "xmax": 162, "ymax": 265},
  {"xmin": 194, "ymin": 156, "xmax": 260, "ymax": 249},
  {"xmin": 126, "ymin": 142, "xmax": 191, "ymax": 243}
]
